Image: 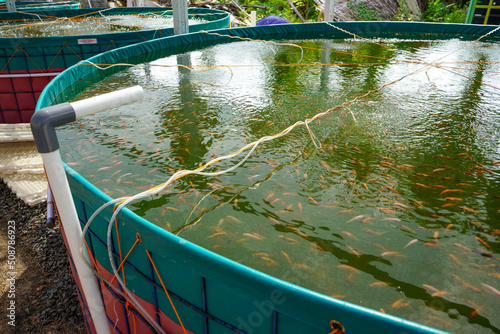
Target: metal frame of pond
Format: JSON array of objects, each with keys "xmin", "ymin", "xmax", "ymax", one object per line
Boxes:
[
  {"xmin": 33, "ymin": 21, "xmax": 499, "ymax": 334},
  {"xmin": 0, "ymin": 6, "xmax": 230, "ymax": 124}
]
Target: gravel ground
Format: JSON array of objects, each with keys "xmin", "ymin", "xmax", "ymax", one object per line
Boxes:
[{"xmin": 0, "ymin": 180, "xmax": 86, "ymax": 334}]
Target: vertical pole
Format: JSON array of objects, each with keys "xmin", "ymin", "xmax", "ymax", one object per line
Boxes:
[
  {"xmin": 42, "ymin": 151, "xmax": 112, "ymax": 334},
  {"xmin": 320, "ymin": 40, "xmax": 331, "ymax": 87},
  {"xmin": 127, "ymin": 0, "xmax": 133, "ymax": 7},
  {"xmin": 6, "ymin": 0, "xmax": 16, "ymax": 12},
  {"xmin": 31, "ymin": 86, "xmax": 144, "ymax": 334},
  {"xmin": 250, "ymin": 10, "xmax": 257, "ymax": 26},
  {"xmin": 173, "ymin": 0, "xmax": 189, "ymax": 35},
  {"xmin": 465, "ymin": 0, "xmax": 478, "ymax": 24},
  {"xmin": 324, "ymin": 0, "xmax": 335, "ymax": 22}
]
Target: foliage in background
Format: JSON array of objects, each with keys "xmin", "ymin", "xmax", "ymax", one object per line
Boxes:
[
  {"xmin": 422, "ymin": 0, "xmax": 468, "ymax": 23},
  {"xmin": 241, "ymin": 0, "xmax": 298, "ymax": 22},
  {"xmin": 347, "ymin": 0, "xmax": 384, "ymax": 21},
  {"xmin": 215, "ymin": 0, "xmax": 470, "ymax": 24}
]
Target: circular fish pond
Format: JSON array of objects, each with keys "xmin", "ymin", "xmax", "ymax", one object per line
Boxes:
[
  {"xmin": 0, "ymin": 1, "xmax": 80, "ymax": 12},
  {"xmin": 39, "ymin": 22, "xmax": 500, "ymax": 334},
  {"xmin": 0, "ymin": 7, "xmax": 230, "ymax": 123}
]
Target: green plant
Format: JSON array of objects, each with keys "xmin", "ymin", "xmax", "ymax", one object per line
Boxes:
[
  {"xmin": 347, "ymin": 1, "xmax": 384, "ymax": 21},
  {"xmin": 423, "ymin": 0, "xmax": 467, "ymax": 23},
  {"xmin": 241, "ymin": 0, "xmax": 297, "ymax": 22}
]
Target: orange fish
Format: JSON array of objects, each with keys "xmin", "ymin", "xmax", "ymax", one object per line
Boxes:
[
  {"xmin": 460, "ymin": 206, "xmax": 479, "ymax": 214},
  {"xmin": 475, "ymin": 236, "xmax": 491, "ymax": 248},
  {"xmin": 279, "ymin": 235, "xmax": 299, "ymax": 244},
  {"xmin": 311, "ymin": 243, "xmax": 326, "ymax": 252},
  {"xmin": 431, "ymin": 291, "xmax": 450, "ymax": 297},
  {"xmin": 370, "ymin": 281, "xmax": 389, "ymax": 287},
  {"xmin": 440, "ymin": 189, "xmax": 465, "ymax": 195},
  {"xmin": 399, "ymin": 225, "xmax": 416, "ymax": 234},
  {"xmin": 444, "ymin": 197, "xmax": 463, "ymax": 201},
  {"xmin": 404, "ymin": 239, "xmax": 418, "ymax": 248},
  {"xmin": 267, "ymin": 216, "xmax": 281, "ymax": 225},
  {"xmin": 347, "ymin": 245, "xmax": 360, "ymax": 257},
  {"xmin": 377, "ymin": 207, "xmax": 397, "ymax": 214},
  {"xmin": 453, "ymin": 275, "xmax": 482, "ymax": 293},
  {"xmin": 338, "ymin": 264, "xmax": 358, "ymax": 273},
  {"xmin": 448, "ymin": 254, "xmax": 462, "ymax": 265},
  {"xmin": 382, "ymin": 251, "xmax": 403, "ymax": 257},
  {"xmin": 392, "ymin": 299, "xmax": 409, "ymax": 309},
  {"xmin": 308, "ymin": 196, "xmax": 319, "ymax": 205},
  {"xmin": 423, "ymin": 284, "xmax": 440, "ymax": 294},
  {"xmin": 453, "ymin": 243, "xmax": 472, "ymax": 252},
  {"xmin": 424, "ymin": 242, "xmax": 439, "ymax": 247},
  {"xmin": 243, "ymin": 233, "xmax": 264, "ymax": 240},
  {"xmin": 481, "ymin": 283, "xmax": 500, "ymax": 296},
  {"xmin": 281, "ymin": 251, "xmax": 292, "ymax": 265},
  {"xmin": 342, "ymin": 231, "xmax": 358, "ymax": 241},
  {"xmin": 347, "ymin": 215, "xmax": 364, "ymax": 223},
  {"xmin": 208, "ymin": 232, "xmax": 226, "ymax": 238},
  {"xmin": 363, "ymin": 229, "xmax": 384, "ymax": 236}
]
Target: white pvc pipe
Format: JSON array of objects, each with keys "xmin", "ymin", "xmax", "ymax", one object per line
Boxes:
[
  {"xmin": 37, "ymin": 85, "xmax": 144, "ymax": 334},
  {"xmin": 71, "ymin": 85, "xmax": 144, "ymax": 119},
  {"xmin": 250, "ymin": 10, "xmax": 257, "ymax": 26},
  {"xmin": 42, "ymin": 151, "xmax": 111, "ymax": 334},
  {"xmin": 173, "ymin": 0, "xmax": 189, "ymax": 35},
  {"xmin": 0, "ymin": 72, "xmax": 61, "ymax": 79}
]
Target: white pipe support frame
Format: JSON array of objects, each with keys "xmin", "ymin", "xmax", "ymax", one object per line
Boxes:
[
  {"xmin": 41, "ymin": 151, "xmax": 111, "ymax": 334},
  {"xmin": 5, "ymin": 0, "xmax": 16, "ymax": 12},
  {"xmin": 30, "ymin": 85, "xmax": 144, "ymax": 334},
  {"xmin": 71, "ymin": 85, "xmax": 145, "ymax": 119}
]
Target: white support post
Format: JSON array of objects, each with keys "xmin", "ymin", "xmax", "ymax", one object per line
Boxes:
[
  {"xmin": 31, "ymin": 86, "xmax": 144, "ymax": 334},
  {"xmin": 250, "ymin": 10, "xmax": 257, "ymax": 26},
  {"xmin": 127, "ymin": 0, "xmax": 133, "ymax": 7},
  {"xmin": 6, "ymin": 0, "xmax": 16, "ymax": 12},
  {"xmin": 324, "ymin": 0, "xmax": 335, "ymax": 22},
  {"xmin": 173, "ymin": 0, "xmax": 189, "ymax": 35},
  {"xmin": 42, "ymin": 151, "xmax": 112, "ymax": 334}
]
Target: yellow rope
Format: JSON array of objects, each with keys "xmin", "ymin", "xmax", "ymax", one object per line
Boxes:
[
  {"xmin": 110, "ymin": 233, "xmax": 141, "ymax": 285},
  {"xmin": 145, "ymin": 250, "xmax": 188, "ymax": 334},
  {"xmin": 46, "ymin": 45, "xmax": 65, "ymax": 71},
  {"xmin": 0, "ymin": 45, "xmax": 20, "ymax": 73},
  {"xmin": 19, "ymin": 45, "xmax": 43, "ymax": 72}
]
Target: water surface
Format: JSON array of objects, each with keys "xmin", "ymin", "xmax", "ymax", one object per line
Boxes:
[{"xmin": 58, "ymin": 37, "xmax": 500, "ymax": 333}]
